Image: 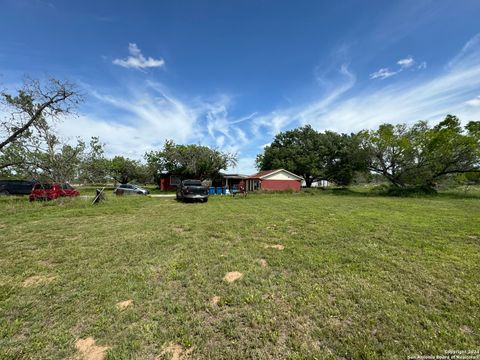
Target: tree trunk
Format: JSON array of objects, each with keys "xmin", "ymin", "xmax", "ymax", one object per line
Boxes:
[{"xmin": 304, "ymin": 176, "xmax": 313, "ymax": 188}]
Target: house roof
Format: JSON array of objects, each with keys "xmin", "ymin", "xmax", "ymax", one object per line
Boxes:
[
  {"xmin": 247, "ymin": 170, "xmax": 276, "ymax": 179},
  {"xmin": 247, "ymin": 169, "xmax": 302, "ymax": 180},
  {"xmin": 219, "ymin": 172, "xmax": 248, "ymax": 179}
]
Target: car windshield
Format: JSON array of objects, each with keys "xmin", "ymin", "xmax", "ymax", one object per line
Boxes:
[{"xmin": 62, "ymin": 184, "xmax": 73, "ymax": 190}]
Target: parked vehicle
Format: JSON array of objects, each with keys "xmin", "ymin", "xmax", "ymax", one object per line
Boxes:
[
  {"xmin": 0, "ymin": 179, "xmax": 35, "ymax": 196},
  {"xmin": 29, "ymin": 183, "xmax": 80, "ymax": 201},
  {"xmin": 113, "ymin": 183, "xmax": 150, "ymax": 195},
  {"xmin": 29, "ymin": 183, "xmax": 61, "ymax": 201},
  {"xmin": 60, "ymin": 183, "xmax": 80, "ymax": 197},
  {"xmin": 176, "ymin": 179, "xmax": 209, "ymax": 202}
]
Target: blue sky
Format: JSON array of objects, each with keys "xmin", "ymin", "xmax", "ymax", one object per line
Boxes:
[{"xmin": 1, "ymin": 0, "xmax": 480, "ymax": 174}]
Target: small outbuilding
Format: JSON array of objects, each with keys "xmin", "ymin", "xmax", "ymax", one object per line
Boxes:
[{"xmin": 245, "ymin": 169, "xmax": 302, "ymax": 192}]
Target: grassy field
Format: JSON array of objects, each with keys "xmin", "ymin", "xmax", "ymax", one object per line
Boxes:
[{"xmin": 0, "ymin": 190, "xmax": 479, "ymax": 359}]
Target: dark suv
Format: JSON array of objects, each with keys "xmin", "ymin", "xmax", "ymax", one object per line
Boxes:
[
  {"xmin": 0, "ymin": 180, "xmax": 35, "ymax": 195},
  {"xmin": 176, "ymin": 179, "xmax": 209, "ymax": 202}
]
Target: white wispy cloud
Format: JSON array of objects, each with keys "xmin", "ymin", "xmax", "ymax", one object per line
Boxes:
[
  {"xmin": 465, "ymin": 96, "xmax": 480, "ymax": 107},
  {"xmin": 370, "ymin": 67, "xmax": 397, "ymax": 79},
  {"xmin": 397, "ymin": 56, "xmax": 415, "ymax": 68},
  {"xmin": 253, "ymin": 63, "xmax": 356, "ymax": 137},
  {"xmin": 112, "ymin": 43, "xmax": 165, "ymax": 70},
  {"xmin": 57, "ymin": 81, "xmax": 255, "ymax": 174},
  {"xmin": 371, "ymin": 56, "xmax": 426, "ymax": 80},
  {"xmin": 447, "ymin": 33, "xmax": 480, "ymax": 69},
  {"xmin": 252, "ymin": 33, "xmax": 480, "ymax": 137},
  {"xmin": 417, "ymin": 61, "xmax": 427, "ymax": 70}
]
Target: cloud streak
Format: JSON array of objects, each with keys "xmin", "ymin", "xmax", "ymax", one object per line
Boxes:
[
  {"xmin": 280, "ymin": 35, "xmax": 480, "ymax": 132},
  {"xmin": 113, "ymin": 43, "xmax": 165, "ymax": 70},
  {"xmin": 397, "ymin": 56, "xmax": 415, "ymax": 68},
  {"xmin": 370, "ymin": 56, "xmax": 426, "ymax": 80},
  {"xmin": 370, "ymin": 67, "xmax": 397, "ymax": 79}
]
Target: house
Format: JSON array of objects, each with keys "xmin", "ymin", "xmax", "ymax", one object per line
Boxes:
[
  {"xmin": 213, "ymin": 173, "xmax": 248, "ymax": 189},
  {"xmin": 159, "ymin": 169, "xmax": 302, "ymax": 192},
  {"xmin": 245, "ymin": 169, "xmax": 302, "ymax": 192},
  {"xmin": 159, "ymin": 172, "xmax": 248, "ymax": 191}
]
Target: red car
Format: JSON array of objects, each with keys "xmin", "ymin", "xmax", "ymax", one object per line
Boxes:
[
  {"xmin": 59, "ymin": 183, "xmax": 80, "ymax": 197},
  {"xmin": 29, "ymin": 183, "xmax": 79, "ymax": 201}
]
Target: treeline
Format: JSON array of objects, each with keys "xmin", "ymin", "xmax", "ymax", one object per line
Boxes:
[{"xmin": 257, "ymin": 117, "xmax": 480, "ymax": 189}]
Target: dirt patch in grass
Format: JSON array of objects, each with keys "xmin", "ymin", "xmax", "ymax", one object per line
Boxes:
[
  {"xmin": 116, "ymin": 299, "xmax": 133, "ymax": 310},
  {"xmin": 22, "ymin": 275, "xmax": 56, "ymax": 287},
  {"xmin": 210, "ymin": 296, "xmax": 220, "ymax": 305},
  {"xmin": 75, "ymin": 337, "xmax": 109, "ymax": 360},
  {"xmin": 265, "ymin": 244, "xmax": 284, "ymax": 250},
  {"xmin": 258, "ymin": 258, "xmax": 268, "ymax": 267},
  {"xmin": 159, "ymin": 342, "xmax": 193, "ymax": 360},
  {"xmin": 223, "ymin": 271, "xmax": 243, "ymax": 283},
  {"xmin": 172, "ymin": 227, "xmax": 185, "ymax": 233},
  {"xmin": 460, "ymin": 325, "xmax": 473, "ymax": 334},
  {"xmin": 38, "ymin": 259, "xmax": 55, "ymax": 268}
]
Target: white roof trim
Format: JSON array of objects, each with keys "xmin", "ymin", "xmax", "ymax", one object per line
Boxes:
[{"xmin": 260, "ymin": 169, "xmax": 303, "ymax": 180}]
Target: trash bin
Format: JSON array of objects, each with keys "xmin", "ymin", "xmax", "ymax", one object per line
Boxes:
[
  {"xmin": 216, "ymin": 187, "xmax": 223, "ymax": 195},
  {"xmin": 209, "ymin": 187, "xmax": 216, "ymax": 195}
]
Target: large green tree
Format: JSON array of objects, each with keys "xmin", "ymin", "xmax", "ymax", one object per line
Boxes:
[
  {"xmin": 362, "ymin": 115, "xmax": 480, "ymax": 188},
  {"xmin": 108, "ymin": 156, "xmax": 145, "ymax": 184},
  {"xmin": 145, "ymin": 140, "xmax": 237, "ymax": 181},
  {"xmin": 256, "ymin": 125, "xmax": 367, "ymax": 187},
  {"xmin": 256, "ymin": 125, "xmax": 322, "ymax": 187}
]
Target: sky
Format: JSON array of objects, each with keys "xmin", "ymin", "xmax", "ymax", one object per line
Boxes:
[{"xmin": 1, "ymin": 0, "xmax": 480, "ymax": 175}]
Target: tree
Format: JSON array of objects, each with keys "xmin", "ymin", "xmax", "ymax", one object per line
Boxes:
[
  {"xmin": 256, "ymin": 125, "xmax": 323, "ymax": 187},
  {"xmin": 78, "ymin": 137, "xmax": 109, "ymax": 184},
  {"xmin": 362, "ymin": 115, "xmax": 480, "ymax": 188},
  {"xmin": 0, "ymin": 78, "xmax": 81, "ymax": 172},
  {"xmin": 256, "ymin": 125, "xmax": 367, "ymax": 187},
  {"xmin": 321, "ymin": 131, "xmax": 368, "ymax": 186},
  {"xmin": 145, "ymin": 140, "xmax": 237, "ymax": 181},
  {"xmin": 108, "ymin": 156, "xmax": 144, "ymax": 184}
]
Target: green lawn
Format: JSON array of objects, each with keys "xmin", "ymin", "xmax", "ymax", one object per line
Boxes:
[{"xmin": 0, "ymin": 191, "xmax": 479, "ymax": 359}]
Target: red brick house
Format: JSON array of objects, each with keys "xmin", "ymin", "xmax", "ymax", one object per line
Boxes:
[{"xmin": 245, "ymin": 169, "xmax": 302, "ymax": 192}]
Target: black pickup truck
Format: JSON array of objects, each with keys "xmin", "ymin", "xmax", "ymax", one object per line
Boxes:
[{"xmin": 176, "ymin": 179, "xmax": 209, "ymax": 202}]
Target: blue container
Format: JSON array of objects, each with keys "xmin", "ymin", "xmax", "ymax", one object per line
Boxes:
[
  {"xmin": 209, "ymin": 187, "xmax": 215, "ymax": 195},
  {"xmin": 216, "ymin": 187, "xmax": 223, "ymax": 195}
]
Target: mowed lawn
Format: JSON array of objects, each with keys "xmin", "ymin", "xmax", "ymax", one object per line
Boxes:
[{"xmin": 0, "ymin": 192, "xmax": 479, "ymax": 359}]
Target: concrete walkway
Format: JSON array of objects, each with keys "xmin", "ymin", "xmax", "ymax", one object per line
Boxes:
[{"xmin": 149, "ymin": 194, "xmax": 176, "ymax": 198}]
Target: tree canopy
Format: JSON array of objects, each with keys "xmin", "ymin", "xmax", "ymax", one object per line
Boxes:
[
  {"xmin": 256, "ymin": 125, "xmax": 367, "ymax": 187},
  {"xmin": 361, "ymin": 115, "xmax": 480, "ymax": 188},
  {"xmin": 145, "ymin": 140, "xmax": 237, "ymax": 181},
  {"xmin": 108, "ymin": 156, "xmax": 148, "ymax": 184}
]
